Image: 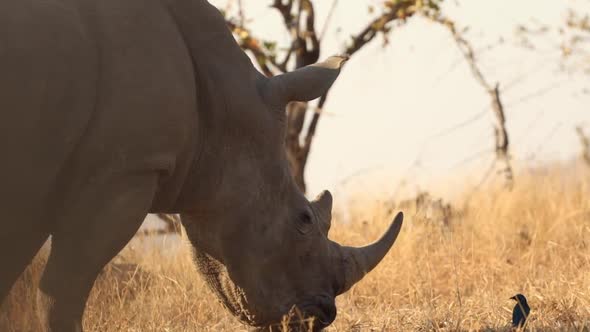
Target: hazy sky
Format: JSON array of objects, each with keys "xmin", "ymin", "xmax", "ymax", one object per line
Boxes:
[{"xmin": 209, "ymin": 0, "xmax": 590, "ymax": 200}]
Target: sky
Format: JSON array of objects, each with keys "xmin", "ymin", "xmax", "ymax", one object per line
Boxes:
[{"xmin": 208, "ymin": 0, "xmax": 590, "ymax": 202}]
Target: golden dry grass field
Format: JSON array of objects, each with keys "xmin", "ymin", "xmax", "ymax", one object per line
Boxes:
[{"xmin": 1, "ymin": 166, "xmax": 589, "ymax": 331}]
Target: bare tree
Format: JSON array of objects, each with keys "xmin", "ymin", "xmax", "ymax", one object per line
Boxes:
[{"xmin": 226, "ymin": 0, "xmax": 442, "ymax": 192}]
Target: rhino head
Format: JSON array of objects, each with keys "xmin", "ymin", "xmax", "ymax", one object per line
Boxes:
[{"xmin": 177, "ymin": 55, "xmax": 403, "ymax": 330}]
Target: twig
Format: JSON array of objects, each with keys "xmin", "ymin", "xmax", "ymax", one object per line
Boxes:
[
  {"xmin": 474, "ymin": 160, "xmax": 497, "ymax": 192},
  {"xmin": 236, "ymin": 0, "xmax": 245, "ymax": 27},
  {"xmin": 447, "ymin": 148, "xmax": 494, "ymax": 171},
  {"xmin": 429, "ymin": 108, "xmax": 488, "ymax": 140},
  {"xmin": 345, "ymin": 1, "xmax": 415, "ymax": 55},
  {"xmin": 320, "ymin": 0, "xmax": 339, "ymax": 40},
  {"xmin": 504, "ymin": 80, "xmax": 570, "ymax": 108},
  {"xmin": 225, "ymin": 21, "xmax": 277, "ymax": 76},
  {"xmin": 528, "ymin": 123, "xmax": 563, "ymax": 160},
  {"xmin": 436, "ymin": 17, "xmax": 514, "ymax": 189},
  {"xmin": 576, "ymin": 126, "xmax": 590, "ymax": 166},
  {"xmin": 156, "ymin": 213, "xmax": 182, "ymax": 234},
  {"xmin": 272, "ymin": 0, "xmax": 297, "ymax": 71},
  {"xmin": 272, "ymin": 0, "xmax": 295, "ymax": 27}
]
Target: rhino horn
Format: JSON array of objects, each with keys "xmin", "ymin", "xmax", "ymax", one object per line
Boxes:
[
  {"xmin": 260, "ymin": 55, "xmax": 349, "ymax": 109},
  {"xmin": 338, "ymin": 212, "xmax": 403, "ymax": 294},
  {"xmin": 311, "ymin": 190, "xmax": 333, "ymax": 234}
]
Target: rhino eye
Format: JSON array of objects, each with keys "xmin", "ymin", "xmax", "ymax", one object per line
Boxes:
[
  {"xmin": 295, "ymin": 210, "xmax": 314, "ymax": 234},
  {"xmin": 300, "ymin": 211, "xmax": 312, "ymax": 224}
]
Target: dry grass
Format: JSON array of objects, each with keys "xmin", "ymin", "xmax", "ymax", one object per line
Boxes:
[{"xmin": 1, "ymin": 167, "xmax": 589, "ymax": 331}]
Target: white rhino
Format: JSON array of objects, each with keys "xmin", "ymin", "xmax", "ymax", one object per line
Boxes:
[{"xmin": 0, "ymin": 0, "xmax": 403, "ymax": 330}]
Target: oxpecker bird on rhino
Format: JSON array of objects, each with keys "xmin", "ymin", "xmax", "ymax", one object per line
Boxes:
[{"xmin": 0, "ymin": 0, "xmax": 404, "ymax": 330}]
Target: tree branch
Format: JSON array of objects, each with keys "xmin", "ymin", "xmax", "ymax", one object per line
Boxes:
[
  {"xmin": 225, "ymin": 21, "xmax": 282, "ymax": 75},
  {"xmin": 435, "ymin": 16, "xmax": 514, "ymax": 189},
  {"xmin": 345, "ymin": 1, "xmax": 415, "ymax": 56}
]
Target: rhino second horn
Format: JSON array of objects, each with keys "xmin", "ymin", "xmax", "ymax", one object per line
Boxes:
[
  {"xmin": 311, "ymin": 190, "xmax": 333, "ymax": 234},
  {"xmin": 338, "ymin": 212, "xmax": 403, "ymax": 294}
]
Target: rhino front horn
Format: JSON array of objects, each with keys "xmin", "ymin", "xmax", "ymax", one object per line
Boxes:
[{"xmin": 338, "ymin": 212, "xmax": 403, "ymax": 294}]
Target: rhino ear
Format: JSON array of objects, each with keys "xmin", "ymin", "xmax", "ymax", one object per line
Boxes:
[
  {"xmin": 259, "ymin": 55, "xmax": 349, "ymax": 109},
  {"xmin": 311, "ymin": 190, "xmax": 333, "ymax": 235}
]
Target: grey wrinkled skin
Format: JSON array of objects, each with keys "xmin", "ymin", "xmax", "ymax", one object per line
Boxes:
[{"xmin": 0, "ymin": 0, "xmax": 403, "ymax": 331}]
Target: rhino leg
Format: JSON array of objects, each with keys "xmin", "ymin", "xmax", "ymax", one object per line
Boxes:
[
  {"xmin": 0, "ymin": 226, "xmax": 48, "ymax": 302},
  {"xmin": 36, "ymin": 173, "xmax": 157, "ymax": 332}
]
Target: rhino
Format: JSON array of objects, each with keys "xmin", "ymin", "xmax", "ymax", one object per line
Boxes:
[{"xmin": 0, "ymin": 0, "xmax": 403, "ymax": 330}]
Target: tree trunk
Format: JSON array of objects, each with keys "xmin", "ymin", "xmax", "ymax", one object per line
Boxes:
[{"xmin": 285, "ymin": 101, "xmax": 310, "ymax": 192}]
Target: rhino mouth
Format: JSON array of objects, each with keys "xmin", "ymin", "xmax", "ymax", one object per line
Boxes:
[
  {"xmin": 297, "ymin": 296, "xmax": 337, "ymax": 330},
  {"xmin": 301, "ymin": 306, "xmax": 336, "ymax": 330}
]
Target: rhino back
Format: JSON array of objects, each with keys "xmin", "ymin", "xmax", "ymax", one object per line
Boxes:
[
  {"xmin": 0, "ymin": 0, "xmax": 98, "ymax": 224},
  {"xmin": 0, "ymin": 0, "xmax": 197, "ymax": 224}
]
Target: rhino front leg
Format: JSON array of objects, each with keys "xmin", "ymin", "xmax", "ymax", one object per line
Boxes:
[
  {"xmin": 0, "ymin": 224, "xmax": 49, "ymax": 302},
  {"xmin": 37, "ymin": 173, "xmax": 158, "ymax": 332}
]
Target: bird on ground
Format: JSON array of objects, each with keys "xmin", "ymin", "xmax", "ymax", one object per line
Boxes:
[{"xmin": 510, "ymin": 293, "xmax": 531, "ymax": 329}]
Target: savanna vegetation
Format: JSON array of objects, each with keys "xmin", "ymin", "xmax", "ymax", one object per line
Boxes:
[
  {"xmin": 2, "ymin": 165, "xmax": 588, "ymax": 331},
  {"xmin": 2, "ymin": 1, "xmax": 588, "ymax": 331}
]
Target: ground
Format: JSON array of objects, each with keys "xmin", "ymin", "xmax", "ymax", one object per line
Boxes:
[{"xmin": 1, "ymin": 166, "xmax": 589, "ymax": 331}]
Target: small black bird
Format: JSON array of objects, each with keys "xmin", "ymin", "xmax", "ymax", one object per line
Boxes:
[{"xmin": 510, "ymin": 294, "xmax": 530, "ymax": 328}]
